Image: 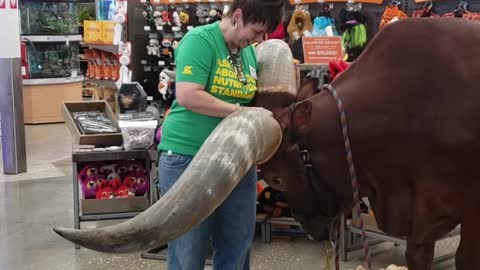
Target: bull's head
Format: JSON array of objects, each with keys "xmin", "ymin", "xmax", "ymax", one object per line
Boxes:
[
  {"xmin": 52, "ymin": 40, "xmax": 296, "ymax": 253},
  {"xmin": 260, "ymin": 78, "xmax": 341, "ymax": 241}
]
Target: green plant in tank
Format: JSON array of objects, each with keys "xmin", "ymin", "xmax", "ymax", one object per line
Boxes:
[
  {"xmin": 78, "ymin": 5, "xmax": 95, "ymax": 23},
  {"xmin": 21, "ymin": 1, "xmax": 78, "ymax": 34}
]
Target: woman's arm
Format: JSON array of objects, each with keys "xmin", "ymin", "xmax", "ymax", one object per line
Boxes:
[{"xmin": 175, "ymin": 82, "xmax": 237, "ymax": 118}]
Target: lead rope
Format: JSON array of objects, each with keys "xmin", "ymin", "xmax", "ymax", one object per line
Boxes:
[{"xmin": 322, "ymin": 84, "xmax": 373, "ymax": 270}]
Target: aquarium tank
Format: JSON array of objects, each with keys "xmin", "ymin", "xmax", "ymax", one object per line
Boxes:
[
  {"xmin": 23, "ymin": 41, "xmax": 81, "ymax": 79},
  {"xmin": 20, "ymin": 0, "xmax": 79, "ymax": 35}
]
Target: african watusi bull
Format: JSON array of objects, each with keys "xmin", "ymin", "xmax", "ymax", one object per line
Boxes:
[
  {"xmin": 52, "ymin": 17, "xmax": 476, "ymax": 270},
  {"xmin": 259, "ymin": 18, "xmax": 480, "ymax": 270}
]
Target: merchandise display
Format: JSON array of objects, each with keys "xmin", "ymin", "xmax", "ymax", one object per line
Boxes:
[
  {"xmin": 72, "ymin": 111, "xmax": 119, "ymax": 134},
  {"xmin": 83, "ymin": 20, "xmax": 117, "ymax": 44},
  {"xmin": 118, "ymin": 112, "xmax": 157, "ymax": 151},
  {"xmin": 117, "ymin": 82, "xmax": 148, "ymax": 113},
  {"xmin": 84, "ymin": 49, "xmax": 120, "ymax": 80},
  {"xmin": 77, "ymin": 160, "xmax": 149, "ymax": 199},
  {"xmin": 139, "ymin": 0, "xmax": 230, "ymax": 106}
]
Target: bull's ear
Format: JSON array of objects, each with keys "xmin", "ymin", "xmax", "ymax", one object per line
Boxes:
[
  {"xmin": 296, "ymin": 78, "xmax": 317, "ymax": 102},
  {"xmin": 292, "ymin": 101, "xmax": 312, "ymax": 136}
]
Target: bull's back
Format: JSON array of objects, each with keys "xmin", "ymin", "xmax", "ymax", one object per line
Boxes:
[
  {"xmin": 336, "ymin": 18, "xmax": 480, "ymax": 149},
  {"xmin": 333, "ymin": 18, "xmax": 480, "ymax": 195}
]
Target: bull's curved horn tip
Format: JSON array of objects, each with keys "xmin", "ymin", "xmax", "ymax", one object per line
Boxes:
[{"xmin": 53, "ymin": 227, "xmax": 73, "ymax": 237}]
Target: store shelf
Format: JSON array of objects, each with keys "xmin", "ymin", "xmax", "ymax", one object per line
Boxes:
[
  {"xmin": 72, "ymin": 147, "xmax": 157, "ymax": 163},
  {"xmin": 82, "ymin": 43, "xmax": 119, "ymax": 54},
  {"xmin": 85, "ymin": 78, "xmax": 118, "ymax": 89},
  {"xmin": 21, "ymin": 35, "xmax": 83, "ymax": 43},
  {"xmin": 147, "ymin": 0, "xmax": 232, "ymax": 4},
  {"xmin": 289, "ymin": 0, "xmax": 383, "ymax": 4},
  {"xmin": 23, "ymin": 76, "xmax": 84, "ymax": 85},
  {"xmin": 296, "ymin": 63, "xmax": 329, "ymax": 70},
  {"xmin": 79, "ymin": 212, "xmax": 141, "ymax": 221}
]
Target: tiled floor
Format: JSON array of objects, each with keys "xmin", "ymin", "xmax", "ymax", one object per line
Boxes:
[{"xmin": 0, "ymin": 124, "xmax": 458, "ymax": 269}]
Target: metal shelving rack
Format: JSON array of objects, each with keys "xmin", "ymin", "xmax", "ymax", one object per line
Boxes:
[{"xmin": 71, "ymin": 145, "xmax": 158, "ymax": 249}]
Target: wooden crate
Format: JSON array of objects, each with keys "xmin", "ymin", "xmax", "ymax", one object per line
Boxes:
[{"xmin": 61, "ymin": 100, "xmax": 123, "ymax": 146}]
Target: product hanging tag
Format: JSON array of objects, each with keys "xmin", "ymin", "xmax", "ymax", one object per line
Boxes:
[{"xmin": 113, "ymin": 23, "xmax": 123, "ymax": 45}]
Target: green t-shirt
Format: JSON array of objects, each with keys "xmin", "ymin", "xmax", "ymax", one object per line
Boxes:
[{"xmin": 158, "ymin": 22, "xmax": 258, "ymax": 156}]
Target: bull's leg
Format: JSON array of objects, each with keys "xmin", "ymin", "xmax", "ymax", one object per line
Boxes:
[
  {"xmin": 456, "ymin": 217, "xmax": 480, "ymax": 269},
  {"xmin": 405, "ymin": 241, "xmax": 435, "ymax": 270}
]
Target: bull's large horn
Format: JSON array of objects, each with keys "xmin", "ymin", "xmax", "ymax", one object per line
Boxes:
[
  {"xmin": 255, "ymin": 39, "xmax": 297, "ymax": 96},
  {"xmin": 53, "ymin": 109, "xmax": 281, "ymax": 253}
]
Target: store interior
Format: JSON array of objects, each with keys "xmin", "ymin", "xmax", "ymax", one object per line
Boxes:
[{"xmin": 1, "ymin": 0, "xmax": 479, "ymax": 269}]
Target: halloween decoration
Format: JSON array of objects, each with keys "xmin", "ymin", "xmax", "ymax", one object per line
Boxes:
[
  {"xmin": 179, "ymin": 11, "xmax": 189, "ymax": 24},
  {"xmin": 196, "ymin": 5, "xmax": 209, "ymax": 24},
  {"xmin": 172, "ymin": 11, "xmax": 181, "ymax": 27},
  {"xmin": 81, "ymin": 177, "xmax": 97, "ymax": 199},
  {"xmin": 125, "ymin": 171, "xmax": 149, "ymax": 196},
  {"xmin": 78, "ymin": 162, "xmax": 104, "ymax": 183},
  {"xmin": 412, "ymin": 1, "xmax": 439, "ymax": 18},
  {"xmin": 287, "ymin": 7, "xmax": 313, "ymax": 41},
  {"xmin": 107, "ymin": 172, "xmax": 122, "ymax": 190},
  {"xmin": 257, "ymin": 186, "xmax": 291, "ymax": 217},
  {"xmin": 117, "ymin": 82, "xmax": 147, "ymax": 113},
  {"xmin": 158, "ymin": 69, "xmax": 176, "ymax": 100},
  {"xmin": 96, "ymin": 187, "xmax": 114, "ymax": 199},
  {"xmin": 146, "ymin": 38, "xmax": 160, "ymax": 56},
  {"xmin": 339, "ymin": 3, "xmax": 368, "ymax": 62},
  {"xmin": 115, "ymin": 185, "xmax": 134, "ymax": 198},
  {"xmin": 379, "ymin": 1, "xmax": 409, "ymax": 29},
  {"xmin": 160, "ymin": 36, "xmax": 174, "ymax": 63},
  {"xmin": 153, "ymin": 11, "xmax": 165, "ymax": 26}
]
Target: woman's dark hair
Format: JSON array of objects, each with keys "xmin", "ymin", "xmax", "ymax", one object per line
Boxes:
[{"xmin": 227, "ymin": 0, "xmax": 284, "ymax": 33}]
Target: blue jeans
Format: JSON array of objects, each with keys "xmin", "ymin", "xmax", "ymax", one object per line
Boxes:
[{"xmin": 158, "ymin": 151, "xmax": 257, "ymax": 270}]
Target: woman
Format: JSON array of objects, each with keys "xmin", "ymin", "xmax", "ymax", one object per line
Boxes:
[{"xmin": 158, "ymin": 0, "xmax": 284, "ymax": 269}]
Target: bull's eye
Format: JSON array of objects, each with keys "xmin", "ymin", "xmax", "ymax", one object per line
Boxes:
[{"xmin": 273, "ymin": 177, "xmax": 283, "ymax": 187}]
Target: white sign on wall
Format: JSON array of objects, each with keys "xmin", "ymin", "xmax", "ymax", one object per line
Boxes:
[{"xmin": 0, "ymin": 0, "xmax": 20, "ymax": 58}]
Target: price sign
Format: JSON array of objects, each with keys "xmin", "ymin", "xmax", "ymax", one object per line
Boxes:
[{"xmin": 302, "ymin": 36, "xmax": 343, "ymax": 64}]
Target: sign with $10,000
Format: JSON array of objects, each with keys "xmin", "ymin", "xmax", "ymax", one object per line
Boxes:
[{"xmin": 302, "ymin": 36, "xmax": 343, "ymax": 65}]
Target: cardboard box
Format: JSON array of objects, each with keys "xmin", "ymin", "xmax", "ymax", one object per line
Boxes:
[
  {"xmin": 81, "ymin": 196, "xmax": 150, "ymax": 215},
  {"xmin": 61, "ymin": 101, "xmax": 123, "ymax": 146},
  {"xmin": 102, "ymin": 21, "xmax": 116, "ymax": 44},
  {"xmin": 84, "ymin": 20, "xmax": 103, "ymax": 44}
]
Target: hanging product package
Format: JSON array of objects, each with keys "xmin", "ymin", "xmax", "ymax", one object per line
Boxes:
[{"xmin": 118, "ymin": 112, "xmax": 157, "ymax": 151}]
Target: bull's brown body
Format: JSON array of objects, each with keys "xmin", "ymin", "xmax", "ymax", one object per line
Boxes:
[{"xmin": 259, "ymin": 18, "xmax": 480, "ymax": 269}]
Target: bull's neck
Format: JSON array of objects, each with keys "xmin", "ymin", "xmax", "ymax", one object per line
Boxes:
[{"xmin": 304, "ymin": 86, "xmax": 371, "ymax": 211}]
